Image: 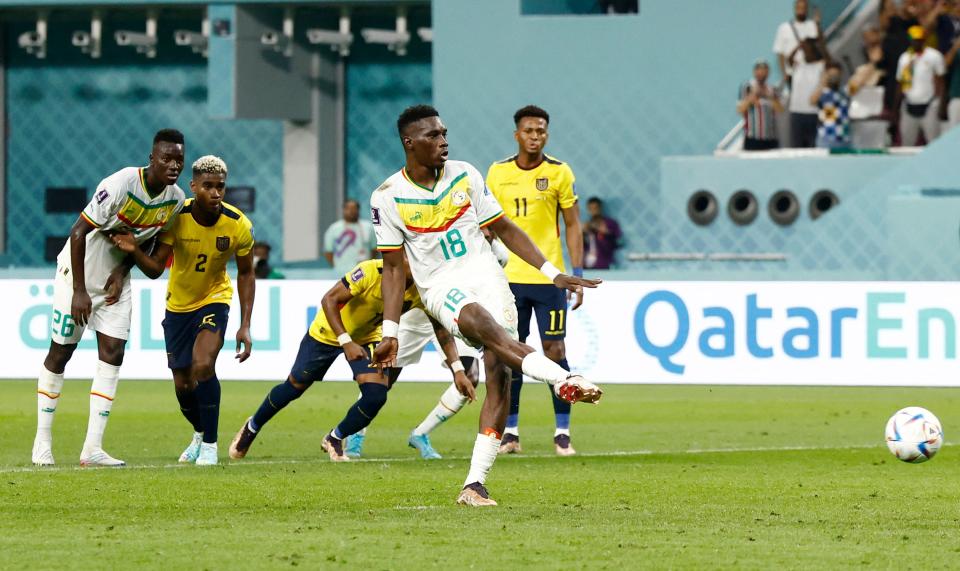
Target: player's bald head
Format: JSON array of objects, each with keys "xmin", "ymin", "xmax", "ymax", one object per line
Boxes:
[{"xmin": 397, "ymin": 104, "xmax": 440, "ymax": 138}]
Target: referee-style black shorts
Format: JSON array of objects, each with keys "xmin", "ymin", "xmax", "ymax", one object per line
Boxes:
[
  {"xmin": 509, "ymin": 283, "xmax": 568, "ymax": 342},
  {"xmin": 162, "ymin": 303, "xmax": 231, "ymax": 370}
]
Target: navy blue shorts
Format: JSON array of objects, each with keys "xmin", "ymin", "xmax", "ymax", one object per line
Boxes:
[
  {"xmin": 510, "ymin": 283, "xmax": 568, "ymax": 342},
  {"xmin": 289, "ymin": 333, "xmax": 378, "ymax": 383},
  {"xmin": 162, "ymin": 303, "xmax": 230, "ymax": 370}
]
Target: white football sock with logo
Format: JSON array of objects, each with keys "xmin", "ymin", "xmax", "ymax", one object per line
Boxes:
[
  {"xmin": 36, "ymin": 368, "xmax": 65, "ymax": 443},
  {"xmin": 83, "ymin": 361, "xmax": 120, "ymax": 453},
  {"xmin": 413, "ymin": 383, "xmax": 468, "ymax": 436}
]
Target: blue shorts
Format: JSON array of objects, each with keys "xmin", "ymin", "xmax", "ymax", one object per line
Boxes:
[
  {"xmin": 289, "ymin": 333, "xmax": 378, "ymax": 383},
  {"xmin": 162, "ymin": 303, "xmax": 230, "ymax": 370},
  {"xmin": 509, "ymin": 283, "xmax": 568, "ymax": 342}
]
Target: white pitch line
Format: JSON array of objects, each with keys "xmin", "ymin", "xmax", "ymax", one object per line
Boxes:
[{"xmin": 0, "ymin": 443, "xmax": 900, "ymax": 475}]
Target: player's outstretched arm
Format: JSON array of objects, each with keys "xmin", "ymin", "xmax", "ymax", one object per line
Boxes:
[
  {"xmin": 373, "ymin": 249, "xmax": 405, "ymax": 368},
  {"xmin": 319, "ymin": 279, "xmax": 368, "ymax": 362},
  {"xmin": 430, "ymin": 316, "xmax": 475, "ymax": 402},
  {"xmin": 235, "ymin": 252, "xmax": 256, "ymax": 363},
  {"xmin": 560, "ymin": 204, "xmax": 586, "ymax": 310},
  {"xmin": 68, "ymin": 216, "xmax": 98, "ymax": 326},
  {"xmin": 110, "ymin": 233, "xmax": 172, "ymax": 279},
  {"xmin": 489, "ymin": 216, "xmax": 602, "ymax": 295}
]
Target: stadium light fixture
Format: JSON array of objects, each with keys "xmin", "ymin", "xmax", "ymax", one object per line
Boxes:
[
  {"xmin": 18, "ymin": 11, "xmax": 48, "ymax": 59},
  {"xmin": 306, "ymin": 7, "xmax": 353, "ymax": 57},
  {"xmin": 261, "ymin": 7, "xmax": 295, "ymax": 58},
  {"xmin": 175, "ymin": 13, "xmax": 210, "ymax": 58},
  {"xmin": 115, "ymin": 10, "xmax": 158, "ymax": 58},
  {"xmin": 361, "ymin": 6, "xmax": 410, "ymax": 56},
  {"xmin": 71, "ymin": 10, "xmax": 102, "ymax": 59}
]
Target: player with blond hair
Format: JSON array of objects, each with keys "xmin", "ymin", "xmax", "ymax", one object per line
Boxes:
[{"xmin": 114, "ymin": 155, "xmax": 255, "ymax": 465}]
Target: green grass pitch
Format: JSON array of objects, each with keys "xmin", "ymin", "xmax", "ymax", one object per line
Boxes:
[{"xmin": 0, "ymin": 380, "xmax": 957, "ymax": 569}]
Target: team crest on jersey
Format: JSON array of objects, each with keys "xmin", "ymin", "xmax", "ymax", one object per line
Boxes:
[
  {"xmin": 535, "ymin": 177, "xmax": 549, "ymax": 191},
  {"xmin": 216, "ymin": 236, "xmax": 230, "ymax": 252},
  {"xmin": 452, "ymin": 189, "xmax": 468, "ymax": 206}
]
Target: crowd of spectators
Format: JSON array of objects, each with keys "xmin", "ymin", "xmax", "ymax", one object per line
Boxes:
[{"xmin": 738, "ymin": 0, "xmax": 960, "ymax": 151}]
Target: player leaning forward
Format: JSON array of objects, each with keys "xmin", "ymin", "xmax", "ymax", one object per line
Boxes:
[
  {"xmin": 371, "ymin": 105, "xmax": 603, "ymax": 507},
  {"xmin": 113, "ymin": 155, "xmax": 255, "ymax": 465},
  {"xmin": 32, "ymin": 129, "xmax": 187, "ymax": 467}
]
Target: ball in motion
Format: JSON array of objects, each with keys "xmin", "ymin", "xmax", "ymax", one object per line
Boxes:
[{"xmin": 885, "ymin": 407, "xmax": 943, "ymax": 463}]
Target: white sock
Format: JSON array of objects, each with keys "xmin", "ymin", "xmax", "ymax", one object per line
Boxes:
[
  {"xmin": 520, "ymin": 353, "xmax": 569, "ymax": 386},
  {"xmin": 83, "ymin": 361, "xmax": 120, "ymax": 452},
  {"xmin": 503, "ymin": 427, "xmax": 519, "ymax": 437},
  {"xmin": 36, "ymin": 368, "xmax": 65, "ymax": 443},
  {"xmin": 413, "ymin": 383, "xmax": 468, "ymax": 436},
  {"xmin": 555, "ymin": 428, "xmax": 570, "ymax": 437},
  {"xmin": 463, "ymin": 432, "xmax": 501, "ymax": 486}
]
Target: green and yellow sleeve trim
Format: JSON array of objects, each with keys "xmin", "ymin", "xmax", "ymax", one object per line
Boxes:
[
  {"xmin": 377, "ymin": 243, "xmax": 403, "ymax": 252},
  {"xmin": 80, "ymin": 212, "xmax": 102, "ymax": 228},
  {"xmin": 478, "ymin": 211, "xmax": 505, "ymax": 228}
]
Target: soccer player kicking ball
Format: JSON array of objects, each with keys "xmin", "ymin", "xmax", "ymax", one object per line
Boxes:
[
  {"xmin": 371, "ymin": 105, "xmax": 602, "ymax": 507},
  {"xmin": 228, "ymin": 257, "xmax": 468, "ymax": 462},
  {"xmin": 113, "ymin": 156, "xmax": 255, "ymax": 466},
  {"xmin": 32, "ymin": 129, "xmax": 186, "ymax": 467}
]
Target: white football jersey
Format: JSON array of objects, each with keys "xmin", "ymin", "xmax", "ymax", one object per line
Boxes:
[
  {"xmin": 57, "ymin": 166, "xmax": 185, "ymax": 290},
  {"xmin": 370, "ymin": 160, "xmax": 506, "ymax": 291}
]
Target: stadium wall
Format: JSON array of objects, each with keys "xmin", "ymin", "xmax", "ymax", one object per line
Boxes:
[
  {"xmin": 432, "ymin": 0, "xmax": 793, "ymax": 262},
  {"xmin": 4, "ymin": 18, "xmax": 284, "ymax": 266}
]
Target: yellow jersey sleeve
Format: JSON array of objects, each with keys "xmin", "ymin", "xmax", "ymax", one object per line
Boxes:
[
  {"xmin": 235, "ymin": 214, "xmax": 255, "ymax": 257},
  {"xmin": 485, "ymin": 163, "xmax": 502, "ymax": 203},
  {"xmin": 558, "ymin": 163, "xmax": 578, "ymax": 209},
  {"xmin": 344, "ymin": 260, "xmax": 380, "ymax": 297}
]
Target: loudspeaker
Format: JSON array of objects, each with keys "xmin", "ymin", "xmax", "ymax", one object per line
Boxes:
[
  {"xmin": 809, "ymin": 189, "xmax": 839, "ymax": 220},
  {"xmin": 768, "ymin": 189, "xmax": 800, "ymax": 226},
  {"xmin": 727, "ymin": 189, "xmax": 758, "ymax": 225},
  {"xmin": 687, "ymin": 189, "xmax": 718, "ymax": 226}
]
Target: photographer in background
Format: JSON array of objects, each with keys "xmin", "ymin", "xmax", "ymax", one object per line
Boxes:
[
  {"xmin": 737, "ymin": 60, "xmax": 783, "ymax": 150},
  {"xmin": 583, "ymin": 197, "xmax": 622, "ymax": 270},
  {"xmin": 253, "ymin": 242, "xmax": 284, "ymax": 280}
]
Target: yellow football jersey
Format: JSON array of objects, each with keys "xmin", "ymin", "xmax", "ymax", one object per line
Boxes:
[
  {"xmin": 159, "ymin": 200, "xmax": 255, "ymax": 312},
  {"xmin": 486, "ymin": 154, "xmax": 577, "ymax": 284},
  {"xmin": 308, "ymin": 259, "xmax": 423, "ymax": 346}
]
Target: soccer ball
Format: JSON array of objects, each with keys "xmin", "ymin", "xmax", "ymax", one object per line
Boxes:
[{"xmin": 885, "ymin": 407, "xmax": 943, "ymax": 463}]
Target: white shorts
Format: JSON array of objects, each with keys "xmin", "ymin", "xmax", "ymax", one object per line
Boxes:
[
  {"xmin": 396, "ymin": 308, "xmax": 479, "ymax": 367},
  {"xmin": 50, "ymin": 264, "xmax": 133, "ymax": 345},
  {"xmin": 419, "ymin": 268, "xmax": 518, "ymax": 348}
]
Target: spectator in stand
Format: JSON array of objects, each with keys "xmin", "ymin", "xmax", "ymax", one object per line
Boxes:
[
  {"xmin": 896, "ymin": 25, "xmax": 946, "ymax": 144},
  {"xmin": 773, "ymin": 0, "xmax": 829, "ymax": 148},
  {"xmin": 849, "ymin": 26, "xmax": 887, "ymax": 95},
  {"xmin": 252, "ymin": 242, "xmax": 285, "ymax": 280},
  {"xmin": 583, "ymin": 197, "xmax": 622, "ymax": 270},
  {"xmin": 881, "ymin": 0, "xmax": 921, "ymax": 115},
  {"xmin": 942, "ymin": 30, "xmax": 960, "ymax": 126},
  {"xmin": 323, "ymin": 199, "xmax": 376, "ymax": 275},
  {"xmin": 935, "ymin": 0, "xmax": 960, "ymax": 53},
  {"xmin": 810, "ymin": 62, "xmax": 852, "ymax": 149},
  {"xmin": 737, "ymin": 60, "xmax": 783, "ymax": 150}
]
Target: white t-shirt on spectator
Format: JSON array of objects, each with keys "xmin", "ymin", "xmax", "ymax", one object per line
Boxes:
[
  {"xmin": 773, "ymin": 20, "xmax": 818, "ymax": 75},
  {"xmin": 896, "ymin": 48, "xmax": 945, "ymax": 104},
  {"xmin": 773, "ymin": 19, "xmax": 823, "ymax": 114}
]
